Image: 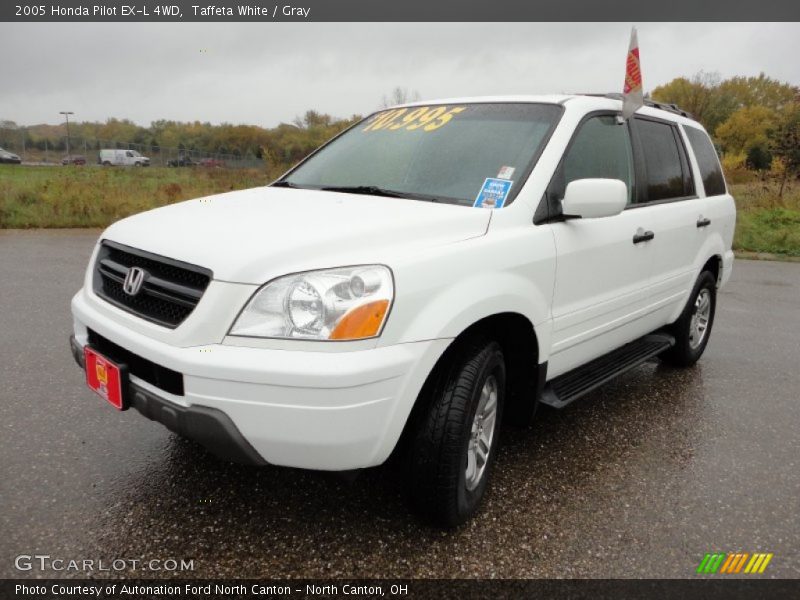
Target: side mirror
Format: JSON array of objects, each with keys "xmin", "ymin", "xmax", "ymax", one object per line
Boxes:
[{"xmin": 561, "ymin": 178, "xmax": 628, "ymax": 219}]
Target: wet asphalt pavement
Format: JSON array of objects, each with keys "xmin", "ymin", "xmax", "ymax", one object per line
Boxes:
[{"xmin": 1, "ymin": 229, "xmax": 799, "ymax": 579}]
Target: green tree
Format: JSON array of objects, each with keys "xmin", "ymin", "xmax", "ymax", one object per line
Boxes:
[{"xmin": 745, "ymin": 144, "xmax": 772, "ymax": 175}]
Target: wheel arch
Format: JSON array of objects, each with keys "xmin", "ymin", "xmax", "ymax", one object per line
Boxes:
[
  {"xmin": 391, "ymin": 311, "xmax": 544, "ymax": 464},
  {"xmin": 453, "ymin": 312, "xmax": 543, "ymax": 427},
  {"xmin": 666, "ymin": 250, "xmax": 724, "ymax": 326},
  {"xmin": 702, "ymin": 254, "xmax": 722, "ymax": 286}
]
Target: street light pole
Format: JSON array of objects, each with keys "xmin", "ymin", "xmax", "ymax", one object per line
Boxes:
[{"xmin": 60, "ymin": 111, "xmax": 74, "ymax": 158}]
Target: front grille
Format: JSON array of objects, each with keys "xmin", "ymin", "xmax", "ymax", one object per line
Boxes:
[
  {"xmin": 93, "ymin": 240, "xmax": 212, "ymax": 328},
  {"xmin": 87, "ymin": 329, "xmax": 184, "ymax": 396}
]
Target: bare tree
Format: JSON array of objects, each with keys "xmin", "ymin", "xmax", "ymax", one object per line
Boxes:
[{"xmin": 381, "ymin": 87, "xmax": 422, "ymax": 108}]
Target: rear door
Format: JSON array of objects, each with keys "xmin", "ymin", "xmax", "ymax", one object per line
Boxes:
[
  {"xmin": 681, "ymin": 123, "xmax": 735, "ymax": 276},
  {"xmin": 546, "ymin": 113, "xmax": 657, "ymax": 378},
  {"xmin": 629, "ymin": 116, "xmax": 701, "ymax": 321}
]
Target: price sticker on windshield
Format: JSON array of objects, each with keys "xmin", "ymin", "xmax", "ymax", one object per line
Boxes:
[
  {"xmin": 363, "ymin": 106, "xmax": 467, "ymax": 133},
  {"xmin": 474, "ymin": 178, "xmax": 513, "ymax": 209}
]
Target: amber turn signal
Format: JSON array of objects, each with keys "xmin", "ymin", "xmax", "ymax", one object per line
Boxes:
[{"xmin": 329, "ymin": 299, "xmax": 390, "ymax": 340}]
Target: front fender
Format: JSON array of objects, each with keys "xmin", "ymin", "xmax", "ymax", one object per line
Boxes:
[
  {"xmin": 380, "ymin": 226, "xmax": 556, "ymax": 362},
  {"xmin": 405, "ymin": 272, "xmax": 550, "ymax": 354}
]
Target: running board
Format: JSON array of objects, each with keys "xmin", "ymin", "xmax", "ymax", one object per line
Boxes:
[{"xmin": 540, "ymin": 333, "xmax": 675, "ymax": 409}]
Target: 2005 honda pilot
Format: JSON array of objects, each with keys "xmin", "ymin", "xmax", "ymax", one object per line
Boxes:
[{"xmin": 71, "ymin": 94, "xmax": 735, "ymax": 526}]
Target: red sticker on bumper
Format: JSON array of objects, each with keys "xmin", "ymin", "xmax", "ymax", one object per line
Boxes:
[{"xmin": 84, "ymin": 347, "xmax": 127, "ymax": 410}]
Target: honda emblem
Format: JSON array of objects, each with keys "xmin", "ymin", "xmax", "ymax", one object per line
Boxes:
[{"xmin": 122, "ymin": 266, "xmax": 146, "ymax": 296}]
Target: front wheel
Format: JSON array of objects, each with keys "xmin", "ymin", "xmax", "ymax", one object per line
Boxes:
[
  {"xmin": 660, "ymin": 270, "xmax": 717, "ymax": 367},
  {"xmin": 406, "ymin": 339, "xmax": 505, "ymax": 527}
]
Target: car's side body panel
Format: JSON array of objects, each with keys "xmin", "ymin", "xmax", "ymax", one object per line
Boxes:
[
  {"xmin": 543, "ymin": 100, "xmax": 736, "ymax": 379},
  {"xmin": 546, "ymin": 207, "xmax": 658, "ymax": 378}
]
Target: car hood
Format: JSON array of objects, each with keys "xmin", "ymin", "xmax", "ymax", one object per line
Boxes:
[{"xmin": 103, "ymin": 186, "xmax": 491, "ymax": 283}]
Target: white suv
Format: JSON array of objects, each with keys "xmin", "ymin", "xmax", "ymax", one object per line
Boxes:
[{"xmin": 70, "ymin": 95, "xmax": 735, "ymax": 526}]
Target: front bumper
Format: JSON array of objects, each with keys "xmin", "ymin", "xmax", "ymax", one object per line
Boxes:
[
  {"xmin": 71, "ymin": 289, "xmax": 449, "ymax": 470},
  {"xmin": 70, "ymin": 335, "xmax": 266, "ymax": 465}
]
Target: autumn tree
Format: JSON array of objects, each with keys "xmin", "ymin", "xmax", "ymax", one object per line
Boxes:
[
  {"xmin": 652, "ymin": 72, "xmax": 798, "ymax": 136},
  {"xmin": 715, "ymin": 105, "xmax": 778, "ymax": 157},
  {"xmin": 717, "ymin": 73, "xmax": 798, "ymax": 112},
  {"xmin": 651, "ymin": 72, "xmax": 732, "ymax": 132},
  {"xmin": 771, "ymin": 104, "xmax": 800, "ymax": 197}
]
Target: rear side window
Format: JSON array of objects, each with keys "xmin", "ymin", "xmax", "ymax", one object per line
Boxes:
[
  {"xmin": 683, "ymin": 125, "xmax": 727, "ymax": 196},
  {"xmin": 636, "ymin": 118, "xmax": 693, "ymax": 201}
]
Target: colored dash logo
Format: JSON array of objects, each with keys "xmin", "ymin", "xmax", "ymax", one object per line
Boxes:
[{"xmin": 696, "ymin": 552, "xmax": 773, "ymax": 574}]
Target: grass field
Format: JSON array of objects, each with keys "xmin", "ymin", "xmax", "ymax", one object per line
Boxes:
[
  {"xmin": 732, "ymin": 181, "xmax": 800, "ymax": 257},
  {"xmin": 0, "ymin": 165, "xmax": 268, "ymax": 228},
  {"xmin": 1, "ymin": 165, "xmax": 799, "ymax": 256}
]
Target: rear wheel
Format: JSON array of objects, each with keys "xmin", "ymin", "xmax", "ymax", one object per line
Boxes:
[
  {"xmin": 405, "ymin": 339, "xmax": 505, "ymax": 527},
  {"xmin": 660, "ymin": 270, "xmax": 717, "ymax": 367},
  {"xmin": 102, "ymin": 161, "xmax": 111, "ymax": 166}
]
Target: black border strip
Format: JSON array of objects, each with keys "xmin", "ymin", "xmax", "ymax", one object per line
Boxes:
[
  {"xmin": 2, "ymin": 578, "xmax": 799, "ymax": 600},
  {"xmin": 3, "ymin": 1, "xmax": 800, "ymax": 21}
]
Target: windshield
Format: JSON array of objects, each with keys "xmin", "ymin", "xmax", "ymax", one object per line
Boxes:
[{"xmin": 280, "ymin": 103, "xmax": 563, "ymax": 207}]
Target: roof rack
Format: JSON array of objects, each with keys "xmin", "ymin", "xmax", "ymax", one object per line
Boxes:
[{"xmin": 578, "ymin": 93, "xmax": 693, "ymax": 119}]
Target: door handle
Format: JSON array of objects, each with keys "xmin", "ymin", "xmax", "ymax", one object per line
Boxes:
[
  {"xmin": 633, "ymin": 230, "xmax": 655, "ymax": 244},
  {"xmin": 697, "ymin": 217, "xmax": 711, "ymax": 228}
]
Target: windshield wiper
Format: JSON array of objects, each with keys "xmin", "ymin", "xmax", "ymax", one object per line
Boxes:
[
  {"xmin": 320, "ymin": 185, "xmax": 445, "ymax": 203},
  {"xmin": 320, "ymin": 185, "xmax": 406, "ymax": 198},
  {"xmin": 271, "ymin": 180, "xmax": 301, "ymax": 188},
  {"xmin": 276, "ymin": 182, "xmax": 444, "ymax": 203}
]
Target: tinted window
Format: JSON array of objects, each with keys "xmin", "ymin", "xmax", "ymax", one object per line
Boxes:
[
  {"xmin": 549, "ymin": 115, "xmax": 634, "ymax": 204},
  {"xmin": 684, "ymin": 125, "xmax": 726, "ymax": 196},
  {"xmin": 636, "ymin": 119, "xmax": 690, "ymax": 201}
]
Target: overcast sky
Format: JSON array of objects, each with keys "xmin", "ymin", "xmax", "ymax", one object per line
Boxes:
[{"xmin": 1, "ymin": 22, "xmax": 798, "ymax": 127}]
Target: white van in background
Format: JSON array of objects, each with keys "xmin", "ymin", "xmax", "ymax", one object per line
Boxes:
[{"xmin": 99, "ymin": 149, "xmax": 150, "ymax": 167}]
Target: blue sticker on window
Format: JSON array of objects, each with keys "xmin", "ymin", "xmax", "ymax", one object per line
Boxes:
[{"xmin": 474, "ymin": 178, "xmax": 513, "ymax": 209}]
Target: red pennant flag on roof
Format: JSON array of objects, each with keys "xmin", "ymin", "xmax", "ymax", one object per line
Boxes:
[{"xmin": 622, "ymin": 27, "xmax": 643, "ymax": 120}]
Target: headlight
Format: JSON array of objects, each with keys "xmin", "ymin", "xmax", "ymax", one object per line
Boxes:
[{"xmin": 229, "ymin": 265, "xmax": 394, "ymax": 340}]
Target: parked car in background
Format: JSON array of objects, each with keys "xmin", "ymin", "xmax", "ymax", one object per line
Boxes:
[
  {"xmin": 99, "ymin": 149, "xmax": 150, "ymax": 167},
  {"xmin": 62, "ymin": 155, "xmax": 87, "ymax": 166},
  {"xmin": 0, "ymin": 147, "xmax": 22, "ymax": 164},
  {"xmin": 198, "ymin": 157, "xmax": 225, "ymax": 168},
  {"xmin": 168, "ymin": 155, "xmax": 197, "ymax": 167}
]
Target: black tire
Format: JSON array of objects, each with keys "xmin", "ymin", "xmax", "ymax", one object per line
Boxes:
[
  {"xmin": 660, "ymin": 271, "xmax": 717, "ymax": 368},
  {"xmin": 406, "ymin": 339, "xmax": 506, "ymax": 527},
  {"xmin": 102, "ymin": 161, "xmax": 111, "ymax": 166}
]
